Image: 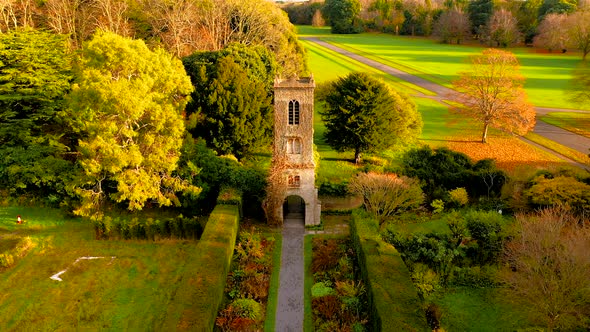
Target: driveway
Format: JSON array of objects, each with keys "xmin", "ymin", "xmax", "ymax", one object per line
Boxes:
[{"xmin": 303, "ymin": 37, "xmax": 590, "ymax": 158}]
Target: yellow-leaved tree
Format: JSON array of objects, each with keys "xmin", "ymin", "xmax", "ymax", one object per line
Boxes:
[{"xmin": 451, "ymin": 48, "xmax": 536, "ymax": 143}]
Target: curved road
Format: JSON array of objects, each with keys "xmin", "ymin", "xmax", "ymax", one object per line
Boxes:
[{"xmin": 303, "ymin": 37, "xmax": 590, "ymax": 161}]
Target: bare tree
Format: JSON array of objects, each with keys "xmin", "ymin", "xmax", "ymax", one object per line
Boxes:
[
  {"xmin": 501, "ymin": 208, "xmax": 590, "ymax": 331},
  {"xmin": 433, "ymin": 7, "xmax": 470, "ymax": 44},
  {"xmin": 451, "ymin": 49, "xmax": 536, "ymax": 143},
  {"xmin": 93, "ymin": 0, "xmax": 130, "ymax": 37},
  {"xmin": 566, "ymin": 9, "xmax": 590, "ymax": 60},
  {"xmin": 534, "ymin": 13, "xmax": 569, "ymax": 52},
  {"xmin": 142, "ymin": 0, "xmax": 201, "ymax": 57},
  {"xmin": 0, "ymin": 0, "xmax": 19, "ymax": 32},
  {"xmin": 485, "ymin": 8, "xmax": 520, "ymax": 47}
]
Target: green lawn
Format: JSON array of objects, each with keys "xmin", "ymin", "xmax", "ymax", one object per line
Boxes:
[
  {"xmin": 0, "ymin": 207, "xmax": 203, "ymax": 330},
  {"xmin": 299, "ymin": 26, "xmax": 590, "ymax": 110},
  {"xmin": 434, "ymin": 287, "xmax": 535, "ymax": 331}
]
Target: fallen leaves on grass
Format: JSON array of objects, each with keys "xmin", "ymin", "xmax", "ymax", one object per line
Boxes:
[{"xmin": 447, "ymin": 135, "xmax": 564, "ymax": 171}]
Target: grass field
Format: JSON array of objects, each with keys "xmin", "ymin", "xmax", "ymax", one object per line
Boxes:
[
  {"xmin": 541, "ymin": 111, "xmax": 590, "ymax": 138},
  {"xmin": 0, "ymin": 207, "xmax": 204, "ymax": 330},
  {"xmin": 298, "ymin": 25, "xmax": 590, "ymax": 111},
  {"xmin": 299, "ymin": 27, "xmax": 572, "ymax": 174},
  {"xmin": 434, "ymin": 287, "xmax": 535, "ymax": 331}
]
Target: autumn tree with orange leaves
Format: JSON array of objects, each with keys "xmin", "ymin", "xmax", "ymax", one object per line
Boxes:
[{"xmin": 451, "ymin": 49, "xmax": 536, "ymax": 143}]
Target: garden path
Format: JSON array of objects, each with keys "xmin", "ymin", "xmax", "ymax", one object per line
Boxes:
[
  {"xmin": 302, "ymin": 37, "xmax": 590, "ymax": 158},
  {"xmin": 275, "ymin": 213, "xmax": 305, "ymax": 332}
]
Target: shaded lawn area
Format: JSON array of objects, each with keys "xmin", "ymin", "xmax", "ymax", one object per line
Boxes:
[
  {"xmin": 434, "ymin": 287, "xmax": 535, "ymax": 331},
  {"xmin": 0, "ymin": 207, "xmax": 203, "ymax": 330},
  {"xmin": 541, "ymin": 111, "xmax": 590, "ymax": 138},
  {"xmin": 299, "ymin": 26, "xmax": 588, "ymax": 110}
]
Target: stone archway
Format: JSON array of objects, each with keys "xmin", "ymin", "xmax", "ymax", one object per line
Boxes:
[{"xmin": 283, "ymin": 195, "xmax": 305, "ymax": 226}]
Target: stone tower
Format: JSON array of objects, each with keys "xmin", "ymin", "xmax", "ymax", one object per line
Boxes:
[{"xmin": 273, "ymin": 76, "xmax": 321, "ymax": 226}]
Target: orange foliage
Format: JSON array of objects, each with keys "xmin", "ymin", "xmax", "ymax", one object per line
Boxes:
[
  {"xmin": 447, "ymin": 135, "xmax": 564, "ymax": 171},
  {"xmin": 451, "ymin": 49, "xmax": 536, "ymax": 143}
]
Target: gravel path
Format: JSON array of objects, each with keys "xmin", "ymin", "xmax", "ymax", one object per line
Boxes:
[
  {"xmin": 275, "ymin": 215, "xmax": 305, "ymax": 332},
  {"xmin": 303, "ymin": 37, "xmax": 590, "ymax": 159}
]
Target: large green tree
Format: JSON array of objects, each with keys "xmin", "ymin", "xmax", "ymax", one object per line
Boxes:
[
  {"xmin": 0, "ymin": 30, "xmax": 74, "ymax": 198},
  {"xmin": 319, "ymin": 72, "xmax": 422, "ymax": 163},
  {"xmin": 67, "ymin": 31, "xmax": 199, "ymax": 217},
  {"xmin": 183, "ymin": 44, "xmax": 275, "ymax": 160},
  {"xmin": 322, "ymin": 0, "xmax": 362, "ymax": 34}
]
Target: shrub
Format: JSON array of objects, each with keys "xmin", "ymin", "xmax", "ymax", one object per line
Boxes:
[
  {"xmin": 410, "ymin": 263, "xmax": 441, "ymax": 301},
  {"xmin": 230, "ymin": 298, "xmax": 263, "ymax": 321},
  {"xmin": 430, "ymin": 199, "xmax": 444, "ymax": 214},
  {"xmin": 449, "ymin": 187, "xmax": 469, "ymax": 206},
  {"xmin": 401, "ymin": 147, "xmax": 506, "ymax": 201},
  {"xmin": 312, "ymin": 295, "xmax": 342, "ymax": 322},
  {"xmin": 525, "ymin": 175, "xmax": 590, "ymax": 213},
  {"xmin": 312, "ymin": 281, "xmax": 337, "ymax": 298},
  {"xmin": 348, "ymin": 172, "xmax": 424, "ymax": 225},
  {"xmin": 464, "ymin": 210, "xmax": 507, "ymax": 264},
  {"xmin": 450, "ymin": 266, "xmax": 499, "ymax": 288}
]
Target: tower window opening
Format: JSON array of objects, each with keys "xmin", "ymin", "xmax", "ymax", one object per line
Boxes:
[
  {"xmin": 287, "ymin": 137, "xmax": 302, "ymax": 154},
  {"xmin": 288, "ymin": 175, "xmax": 301, "ymax": 188},
  {"xmin": 288, "ymin": 100, "xmax": 300, "ymax": 125}
]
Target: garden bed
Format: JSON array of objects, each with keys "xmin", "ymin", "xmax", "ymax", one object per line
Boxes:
[{"xmin": 310, "ymin": 236, "xmax": 369, "ymax": 331}]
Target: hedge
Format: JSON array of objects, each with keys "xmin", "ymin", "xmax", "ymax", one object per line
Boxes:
[
  {"xmin": 162, "ymin": 204, "xmax": 241, "ymax": 331},
  {"xmin": 350, "ymin": 209, "xmax": 429, "ymax": 331}
]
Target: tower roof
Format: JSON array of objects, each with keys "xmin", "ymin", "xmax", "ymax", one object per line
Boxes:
[{"xmin": 274, "ymin": 75, "xmax": 315, "ymax": 88}]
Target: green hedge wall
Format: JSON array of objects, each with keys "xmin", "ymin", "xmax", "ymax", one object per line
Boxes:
[
  {"xmin": 351, "ymin": 209, "xmax": 429, "ymax": 332},
  {"xmin": 163, "ymin": 204, "xmax": 240, "ymax": 331}
]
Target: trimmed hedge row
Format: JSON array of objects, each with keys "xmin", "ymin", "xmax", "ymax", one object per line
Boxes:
[
  {"xmin": 163, "ymin": 204, "xmax": 241, "ymax": 331},
  {"xmin": 350, "ymin": 209, "xmax": 429, "ymax": 332}
]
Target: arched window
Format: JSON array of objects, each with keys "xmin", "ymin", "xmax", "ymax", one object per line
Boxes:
[
  {"xmin": 288, "ymin": 175, "xmax": 301, "ymax": 188},
  {"xmin": 288, "ymin": 100, "xmax": 300, "ymax": 125},
  {"xmin": 287, "ymin": 137, "xmax": 302, "ymax": 154}
]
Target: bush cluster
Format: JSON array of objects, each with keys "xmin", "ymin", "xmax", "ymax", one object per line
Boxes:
[
  {"xmin": 400, "ymin": 147, "xmax": 506, "ymax": 205},
  {"xmin": 383, "ymin": 210, "xmax": 510, "ymax": 287}
]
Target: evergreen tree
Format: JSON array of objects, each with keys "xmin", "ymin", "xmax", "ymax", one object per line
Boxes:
[
  {"xmin": 183, "ymin": 44, "xmax": 275, "ymax": 160},
  {"xmin": 320, "ymin": 72, "xmax": 422, "ymax": 163},
  {"xmin": 0, "ymin": 30, "xmax": 74, "ymax": 198}
]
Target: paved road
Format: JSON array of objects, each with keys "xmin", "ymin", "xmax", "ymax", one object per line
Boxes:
[
  {"xmin": 275, "ymin": 214, "xmax": 305, "ymax": 332},
  {"xmin": 303, "ymin": 37, "xmax": 590, "ymax": 158}
]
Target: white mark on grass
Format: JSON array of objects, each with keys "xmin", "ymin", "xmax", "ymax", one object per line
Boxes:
[{"xmin": 50, "ymin": 256, "xmax": 116, "ymax": 282}]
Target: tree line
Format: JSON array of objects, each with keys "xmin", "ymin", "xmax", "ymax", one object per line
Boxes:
[
  {"xmin": 283, "ymin": 0, "xmax": 590, "ymax": 58},
  {"xmin": 0, "ymin": 0, "xmax": 306, "ymax": 76}
]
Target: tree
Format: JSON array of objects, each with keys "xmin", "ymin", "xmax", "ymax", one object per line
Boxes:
[
  {"xmin": 566, "ymin": 9, "xmax": 590, "ymax": 60},
  {"xmin": 183, "ymin": 44, "xmax": 275, "ymax": 160},
  {"xmin": 67, "ymin": 31, "xmax": 199, "ymax": 217},
  {"xmin": 485, "ymin": 8, "xmax": 520, "ymax": 47},
  {"xmin": 538, "ymin": 0, "xmax": 577, "ymax": 18},
  {"xmin": 320, "ymin": 72, "xmax": 422, "ymax": 163},
  {"xmin": 501, "ymin": 208, "xmax": 590, "ymax": 331},
  {"xmin": 323, "ymin": 0, "xmax": 362, "ymax": 34},
  {"xmin": 467, "ymin": 0, "xmax": 493, "ymax": 37},
  {"xmin": 451, "ymin": 49, "xmax": 536, "ymax": 143},
  {"xmin": 533, "ymin": 13, "xmax": 569, "ymax": 52},
  {"xmin": 348, "ymin": 172, "xmax": 424, "ymax": 224},
  {"xmin": 433, "ymin": 7, "xmax": 471, "ymax": 44},
  {"xmin": 0, "ymin": 30, "xmax": 73, "ymax": 197}
]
